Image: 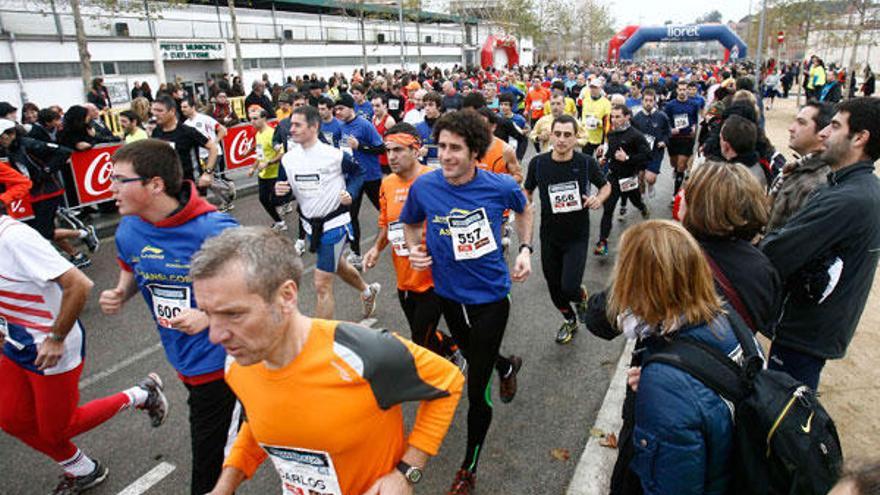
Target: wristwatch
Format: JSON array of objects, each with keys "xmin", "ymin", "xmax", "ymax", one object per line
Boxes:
[
  {"xmin": 396, "ymin": 461, "xmax": 423, "ymax": 484},
  {"xmin": 48, "ymin": 333, "xmax": 65, "ymax": 343},
  {"xmin": 519, "ymin": 243, "xmax": 534, "ymax": 254}
]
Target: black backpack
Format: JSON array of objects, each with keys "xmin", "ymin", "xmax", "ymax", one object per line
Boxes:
[{"xmin": 644, "ymin": 309, "xmax": 843, "ymax": 495}]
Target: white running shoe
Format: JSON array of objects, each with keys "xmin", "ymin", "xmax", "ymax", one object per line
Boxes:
[
  {"xmin": 347, "ymin": 252, "xmax": 364, "ymax": 272},
  {"xmin": 294, "ymin": 239, "xmax": 306, "ymax": 256},
  {"xmin": 361, "ymin": 282, "xmax": 381, "ymax": 319},
  {"xmin": 271, "ymin": 221, "xmax": 288, "ymax": 232}
]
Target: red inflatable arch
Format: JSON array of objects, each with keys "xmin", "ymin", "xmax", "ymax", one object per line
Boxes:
[
  {"xmin": 481, "ymin": 35, "xmax": 519, "ymax": 69},
  {"xmin": 608, "ymin": 25, "xmax": 639, "ymax": 63}
]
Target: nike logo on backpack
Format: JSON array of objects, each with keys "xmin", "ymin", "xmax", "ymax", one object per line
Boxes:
[{"xmin": 801, "ymin": 411, "xmax": 815, "ymax": 433}]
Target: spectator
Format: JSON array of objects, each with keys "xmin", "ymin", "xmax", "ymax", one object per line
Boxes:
[
  {"xmin": 20, "ymin": 102, "xmax": 39, "ymax": 132},
  {"xmin": 210, "ymin": 91, "xmax": 240, "ymax": 128},
  {"xmin": 719, "ymin": 115, "xmax": 769, "ymax": 190},
  {"xmin": 761, "ymin": 97, "xmax": 880, "ymax": 391},
  {"xmin": 27, "ymin": 108, "xmax": 61, "ymax": 143},
  {"xmin": 245, "ymin": 80, "xmax": 274, "ymax": 116},
  {"xmin": 58, "ymin": 105, "xmax": 95, "ymax": 151},
  {"xmin": 118, "ymin": 110, "xmax": 147, "ymax": 144},
  {"xmin": 86, "ymin": 77, "xmax": 111, "ymax": 110},
  {"xmin": 130, "ymin": 96, "xmax": 152, "ymax": 124},
  {"xmin": 0, "ymin": 101, "xmax": 17, "ymax": 121},
  {"xmin": 82, "ymin": 103, "xmax": 119, "ymax": 143}
]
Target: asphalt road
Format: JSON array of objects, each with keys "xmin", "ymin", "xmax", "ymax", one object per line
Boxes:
[{"xmin": 1, "ymin": 153, "xmax": 675, "ymax": 495}]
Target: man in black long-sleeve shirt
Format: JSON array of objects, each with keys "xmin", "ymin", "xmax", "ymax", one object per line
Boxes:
[
  {"xmin": 760, "ymin": 97, "xmax": 880, "ymax": 391},
  {"xmin": 594, "ymin": 104, "xmax": 651, "ymax": 256}
]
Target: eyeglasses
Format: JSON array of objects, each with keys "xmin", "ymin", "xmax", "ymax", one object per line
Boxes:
[
  {"xmin": 553, "ymin": 131, "xmax": 574, "ymax": 138},
  {"xmin": 249, "ymin": 117, "xmax": 263, "ymax": 121},
  {"xmin": 110, "ymin": 175, "xmax": 147, "ymax": 185}
]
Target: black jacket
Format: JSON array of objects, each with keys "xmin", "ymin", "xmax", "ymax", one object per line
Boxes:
[
  {"xmin": 245, "ymin": 92, "xmax": 275, "ymax": 116},
  {"xmin": 761, "ymin": 161, "xmax": 880, "ymax": 359},
  {"xmin": 26, "ymin": 124, "xmax": 56, "ymax": 143},
  {"xmin": 605, "ymin": 125, "xmax": 651, "ymax": 178},
  {"xmin": 632, "ymin": 109, "xmax": 671, "ymax": 163},
  {"xmin": 3, "ymin": 136, "xmax": 73, "ymax": 199}
]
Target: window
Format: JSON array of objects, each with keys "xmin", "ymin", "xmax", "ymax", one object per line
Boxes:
[
  {"xmin": 100, "ymin": 62, "xmax": 117, "ymax": 75},
  {"xmin": 259, "ymin": 58, "xmax": 281, "ymax": 69},
  {"xmin": 0, "ymin": 63, "xmax": 16, "ymax": 81},
  {"xmin": 20, "ymin": 62, "xmax": 80, "ymax": 79},
  {"xmin": 117, "ymin": 61, "xmax": 154, "ymax": 75}
]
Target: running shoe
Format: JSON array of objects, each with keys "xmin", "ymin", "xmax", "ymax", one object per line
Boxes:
[
  {"xmin": 71, "ymin": 253, "xmax": 91, "ymax": 269},
  {"xmin": 51, "ymin": 460, "xmax": 109, "ymax": 494},
  {"xmin": 640, "ymin": 207, "xmax": 651, "ymax": 219},
  {"xmin": 555, "ymin": 319, "xmax": 578, "ymax": 344},
  {"xmin": 136, "ymin": 372, "xmax": 168, "ymax": 428},
  {"xmin": 593, "ymin": 240, "xmax": 608, "ymax": 257},
  {"xmin": 218, "ymin": 202, "xmax": 235, "ymax": 213},
  {"xmin": 347, "ymin": 252, "xmax": 364, "ymax": 272},
  {"xmin": 448, "ymin": 469, "xmax": 476, "ymax": 495},
  {"xmin": 80, "ymin": 226, "xmax": 100, "ymax": 253},
  {"xmin": 271, "ymin": 221, "xmax": 288, "ymax": 232},
  {"xmin": 499, "ymin": 355, "xmax": 522, "ymax": 404},
  {"xmin": 449, "ymin": 349, "xmax": 468, "ymax": 375},
  {"xmin": 575, "ymin": 285, "xmax": 590, "ymax": 326},
  {"xmin": 281, "ymin": 202, "xmax": 295, "ymax": 215},
  {"xmin": 294, "ymin": 239, "xmax": 306, "ymax": 256},
  {"xmin": 361, "ymin": 282, "xmax": 381, "ymax": 319}
]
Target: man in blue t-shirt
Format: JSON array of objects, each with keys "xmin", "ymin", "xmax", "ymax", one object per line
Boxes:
[
  {"xmin": 350, "ymin": 84, "xmax": 373, "ymax": 120},
  {"xmin": 317, "ymin": 97, "xmax": 342, "ymax": 147},
  {"xmin": 335, "ymin": 92, "xmax": 385, "ymax": 270},
  {"xmin": 662, "ymin": 80, "xmax": 702, "ymax": 198},
  {"xmin": 399, "ymin": 109, "xmax": 533, "ymax": 495},
  {"xmin": 99, "ymin": 139, "xmax": 239, "ymax": 495}
]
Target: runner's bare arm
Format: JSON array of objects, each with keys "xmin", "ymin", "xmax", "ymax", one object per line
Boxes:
[
  {"xmin": 511, "ymin": 202, "xmax": 534, "ymax": 282},
  {"xmin": 502, "ymin": 144, "xmax": 523, "ymax": 184},
  {"xmin": 206, "ymin": 466, "xmax": 247, "ymax": 495},
  {"xmin": 364, "ymin": 226, "xmax": 389, "ymax": 271},
  {"xmin": 36, "ymin": 267, "xmax": 93, "ymax": 370}
]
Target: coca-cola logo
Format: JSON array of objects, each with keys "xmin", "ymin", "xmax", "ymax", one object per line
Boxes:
[
  {"xmin": 229, "ymin": 130, "xmax": 255, "ymax": 166},
  {"xmin": 84, "ymin": 151, "xmax": 114, "ymax": 196}
]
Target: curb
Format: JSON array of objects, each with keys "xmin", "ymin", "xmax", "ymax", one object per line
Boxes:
[{"xmin": 567, "ymin": 338, "xmax": 635, "ymax": 495}]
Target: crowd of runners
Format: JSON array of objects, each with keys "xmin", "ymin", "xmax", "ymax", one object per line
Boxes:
[{"xmin": 0, "ymin": 56, "xmax": 879, "ymax": 495}]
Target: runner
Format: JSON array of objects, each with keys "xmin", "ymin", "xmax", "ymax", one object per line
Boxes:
[
  {"xmin": 98, "ymin": 139, "xmax": 239, "ymax": 494},
  {"xmin": 476, "ymin": 108, "xmax": 523, "ymax": 183},
  {"xmin": 151, "ymin": 96, "xmax": 219, "ymax": 195},
  {"xmin": 247, "ymin": 107, "xmax": 287, "ymax": 231},
  {"xmin": 363, "ymin": 122, "xmax": 465, "ymax": 369},
  {"xmin": 496, "ymin": 93, "xmax": 530, "ymax": 161},
  {"xmin": 579, "ymin": 78, "xmax": 612, "ymax": 157},
  {"xmin": 415, "ymin": 91, "xmax": 443, "ymax": 166},
  {"xmin": 0, "ymin": 212, "xmax": 168, "ymax": 495},
  {"xmin": 335, "ymin": 92, "xmax": 385, "ymax": 271},
  {"xmin": 275, "ymin": 105, "xmax": 380, "ymax": 320},
  {"xmin": 662, "ymin": 81, "xmax": 701, "ymax": 198},
  {"xmin": 181, "ymin": 97, "xmax": 231, "ymax": 210},
  {"xmin": 595, "ymin": 104, "xmax": 651, "ymax": 256},
  {"xmin": 523, "ymin": 115, "xmax": 610, "ymax": 343},
  {"xmin": 318, "ymin": 96, "xmax": 342, "ymax": 148},
  {"xmin": 350, "ymin": 84, "xmax": 373, "ymax": 119},
  {"xmin": 403, "ymin": 89, "xmax": 426, "ymax": 125},
  {"xmin": 399, "ymin": 109, "xmax": 533, "ymax": 494},
  {"xmin": 631, "ymin": 89, "xmax": 671, "ymax": 198},
  {"xmin": 187, "ymin": 227, "xmax": 464, "ymax": 495},
  {"xmin": 371, "ymin": 94, "xmax": 396, "ymax": 174},
  {"xmin": 531, "ymin": 94, "xmax": 588, "ymax": 152}
]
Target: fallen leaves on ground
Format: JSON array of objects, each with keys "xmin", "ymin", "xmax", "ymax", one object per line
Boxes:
[
  {"xmin": 600, "ymin": 432, "xmax": 618, "ymax": 449},
  {"xmin": 550, "ymin": 448, "xmax": 571, "ymax": 461}
]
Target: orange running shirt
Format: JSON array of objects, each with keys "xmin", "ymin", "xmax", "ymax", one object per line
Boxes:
[
  {"xmin": 378, "ymin": 166, "xmax": 434, "ymax": 292},
  {"xmin": 224, "ymin": 319, "xmax": 464, "ymax": 495},
  {"xmin": 478, "ymin": 137, "xmax": 508, "ymax": 175}
]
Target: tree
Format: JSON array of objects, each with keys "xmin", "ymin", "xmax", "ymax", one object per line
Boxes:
[{"xmin": 695, "ymin": 9, "xmax": 723, "ymax": 24}]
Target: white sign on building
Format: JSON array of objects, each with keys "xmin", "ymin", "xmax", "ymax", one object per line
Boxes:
[{"xmin": 160, "ymin": 42, "xmax": 226, "ymax": 61}]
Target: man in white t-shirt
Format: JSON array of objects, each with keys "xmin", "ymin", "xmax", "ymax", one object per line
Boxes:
[
  {"xmin": 403, "ymin": 89, "xmax": 427, "ymax": 125},
  {"xmin": 181, "ymin": 97, "xmax": 227, "ymax": 162},
  {"xmin": 0, "ymin": 214, "xmax": 167, "ymax": 495}
]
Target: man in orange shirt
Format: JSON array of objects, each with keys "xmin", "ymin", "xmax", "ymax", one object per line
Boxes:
[
  {"xmin": 194, "ymin": 227, "xmax": 464, "ymax": 495},
  {"xmin": 363, "ymin": 123, "xmax": 464, "ymax": 370},
  {"xmin": 524, "ymin": 76, "xmax": 551, "ymax": 127}
]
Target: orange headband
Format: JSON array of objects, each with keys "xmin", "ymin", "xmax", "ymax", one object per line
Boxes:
[{"xmin": 385, "ymin": 133, "xmax": 421, "ymax": 149}]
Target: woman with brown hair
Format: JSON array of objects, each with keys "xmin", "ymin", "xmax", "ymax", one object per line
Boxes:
[
  {"xmin": 608, "ymin": 220, "xmax": 744, "ymax": 495},
  {"xmin": 681, "ymin": 161, "xmax": 782, "ymax": 337}
]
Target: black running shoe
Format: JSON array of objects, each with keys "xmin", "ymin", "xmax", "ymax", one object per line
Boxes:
[
  {"xmin": 52, "ymin": 460, "xmax": 109, "ymax": 494},
  {"xmin": 555, "ymin": 320, "xmax": 577, "ymax": 344},
  {"xmin": 575, "ymin": 285, "xmax": 589, "ymax": 325},
  {"xmin": 137, "ymin": 372, "xmax": 168, "ymax": 428},
  {"xmin": 499, "ymin": 355, "xmax": 522, "ymax": 403}
]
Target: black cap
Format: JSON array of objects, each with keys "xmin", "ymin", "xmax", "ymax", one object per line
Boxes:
[
  {"xmin": 0, "ymin": 102, "xmax": 18, "ymax": 116},
  {"xmin": 336, "ymin": 92, "xmax": 355, "ymax": 109}
]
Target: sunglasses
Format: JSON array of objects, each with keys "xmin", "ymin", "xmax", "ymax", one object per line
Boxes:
[{"xmin": 553, "ymin": 131, "xmax": 574, "ymax": 138}]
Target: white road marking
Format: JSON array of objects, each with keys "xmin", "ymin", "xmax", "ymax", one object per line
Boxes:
[
  {"xmin": 80, "ymin": 343, "xmax": 163, "ymax": 390},
  {"xmin": 78, "ymin": 233, "xmax": 381, "ymax": 390},
  {"xmin": 115, "ymin": 462, "xmax": 176, "ymax": 495}
]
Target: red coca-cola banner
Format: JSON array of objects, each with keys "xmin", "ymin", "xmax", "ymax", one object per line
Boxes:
[
  {"xmin": 69, "ymin": 142, "xmax": 123, "ymax": 206},
  {"xmin": 7, "ymin": 195, "xmax": 34, "ymax": 221},
  {"xmin": 223, "ymin": 123, "xmax": 257, "ymax": 170}
]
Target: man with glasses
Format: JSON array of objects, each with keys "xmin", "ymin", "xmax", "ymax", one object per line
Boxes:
[
  {"xmin": 524, "ymin": 115, "xmax": 610, "ymax": 344},
  {"xmin": 99, "ymin": 139, "xmax": 240, "ymax": 494}
]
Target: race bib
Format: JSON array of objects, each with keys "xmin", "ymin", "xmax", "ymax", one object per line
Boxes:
[
  {"xmin": 149, "ymin": 285, "xmax": 191, "ymax": 329},
  {"xmin": 448, "ymin": 208, "xmax": 497, "ymax": 261},
  {"xmin": 644, "ymin": 134, "xmax": 655, "ymax": 150},
  {"xmin": 584, "ymin": 115, "xmax": 599, "ymax": 130},
  {"xmin": 255, "ymin": 145, "xmax": 265, "ymax": 162},
  {"xmin": 388, "ymin": 99, "xmax": 400, "ymax": 110},
  {"xmin": 674, "ymin": 114, "xmax": 689, "ymax": 129},
  {"xmin": 322, "ymin": 131, "xmax": 335, "ymax": 146},
  {"xmin": 294, "ymin": 173, "xmax": 321, "ymax": 197},
  {"xmin": 264, "ymin": 445, "xmax": 343, "ymax": 495},
  {"xmin": 387, "ymin": 221, "xmax": 409, "ymax": 256},
  {"xmin": 548, "ymin": 181, "xmax": 582, "ymax": 214},
  {"xmin": 531, "ymin": 100, "xmax": 544, "ymax": 110},
  {"xmin": 618, "ymin": 176, "xmax": 639, "ymax": 192},
  {"xmin": 340, "ymin": 134, "xmax": 352, "ymax": 156}
]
